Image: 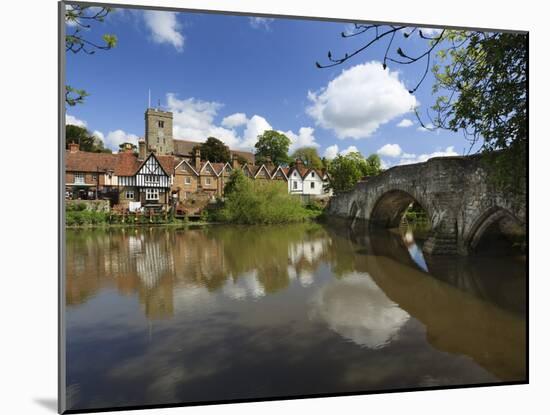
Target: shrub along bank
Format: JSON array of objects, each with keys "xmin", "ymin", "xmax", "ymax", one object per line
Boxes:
[{"xmin": 208, "ymin": 170, "xmax": 323, "ymax": 224}]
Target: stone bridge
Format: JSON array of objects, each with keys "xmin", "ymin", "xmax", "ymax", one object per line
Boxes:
[{"xmin": 327, "ymin": 154, "xmax": 526, "ymax": 255}]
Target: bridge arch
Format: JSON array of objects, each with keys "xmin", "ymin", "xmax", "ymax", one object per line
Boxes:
[
  {"xmin": 466, "ymin": 207, "xmax": 525, "ymax": 255},
  {"xmin": 368, "ymin": 189, "xmax": 431, "ymax": 229}
]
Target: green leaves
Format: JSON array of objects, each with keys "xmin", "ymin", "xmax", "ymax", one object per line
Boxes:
[
  {"xmin": 102, "ymin": 34, "xmax": 118, "ymax": 49},
  {"xmin": 254, "ymin": 130, "xmax": 291, "ymax": 166},
  {"xmin": 65, "ymin": 85, "xmax": 89, "ymax": 106}
]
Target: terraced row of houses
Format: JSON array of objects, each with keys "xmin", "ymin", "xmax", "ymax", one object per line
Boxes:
[{"xmin": 65, "ymin": 108, "xmax": 331, "ymax": 211}]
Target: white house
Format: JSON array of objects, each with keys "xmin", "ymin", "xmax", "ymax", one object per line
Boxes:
[{"xmin": 287, "ymin": 160, "xmax": 331, "ymax": 197}]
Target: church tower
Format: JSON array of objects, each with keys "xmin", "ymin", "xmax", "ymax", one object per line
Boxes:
[{"xmin": 145, "ymin": 108, "xmax": 174, "ymax": 155}]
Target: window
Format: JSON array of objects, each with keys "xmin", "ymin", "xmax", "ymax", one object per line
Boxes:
[
  {"xmin": 293, "ymin": 181, "xmax": 297, "ymax": 190},
  {"xmin": 146, "ymin": 188, "xmax": 159, "ymax": 200},
  {"xmin": 205, "ymin": 177, "xmax": 211, "ymax": 185},
  {"xmin": 293, "ymin": 172, "xmax": 297, "ymax": 177},
  {"xmin": 311, "ymin": 172, "xmax": 314, "ymax": 177},
  {"xmin": 125, "ymin": 190, "xmax": 134, "ymax": 199},
  {"xmin": 158, "ymin": 120, "xmax": 164, "ymax": 128},
  {"xmin": 92, "ymin": 173, "xmax": 97, "ymax": 182},
  {"xmin": 144, "ymin": 175, "xmax": 160, "ymax": 184},
  {"xmin": 185, "ymin": 177, "xmax": 191, "ymax": 185},
  {"xmin": 74, "ymin": 172, "xmax": 84, "ymax": 184},
  {"xmin": 311, "ymin": 182, "xmax": 315, "ymax": 189}
]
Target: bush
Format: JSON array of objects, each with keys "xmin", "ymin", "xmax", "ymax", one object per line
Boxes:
[
  {"xmin": 216, "ymin": 170, "xmax": 312, "ymax": 224},
  {"xmin": 65, "ymin": 210, "xmax": 109, "ymax": 226}
]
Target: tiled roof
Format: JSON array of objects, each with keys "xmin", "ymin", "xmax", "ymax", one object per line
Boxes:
[
  {"xmin": 66, "ymin": 151, "xmax": 118, "ymax": 172},
  {"xmin": 67, "ymin": 150, "xmax": 176, "ymax": 177},
  {"xmin": 113, "ymin": 151, "xmax": 141, "ymax": 176}
]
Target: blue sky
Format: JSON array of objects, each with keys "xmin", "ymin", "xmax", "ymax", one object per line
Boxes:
[{"xmin": 66, "ymin": 6, "xmax": 476, "ymax": 167}]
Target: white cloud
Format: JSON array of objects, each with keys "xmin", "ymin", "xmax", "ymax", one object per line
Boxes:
[
  {"xmin": 249, "ymin": 17, "xmax": 274, "ymax": 30},
  {"xmin": 340, "ymin": 145, "xmax": 359, "ymax": 156},
  {"xmin": 242, "ymin": 115, "xmax": 272, "ymax": 149},
  {"xmin": 66, "ymin": 114, "xmax": 87, "ymax": 128},
  {"xmin": 397, "ymin": 118, "xmax": 414, "ymax": 128},
  {"xmin": 105, "ymin": 130, "xmax": 139, "ymax": 151},
  {"xmin": 285, "ymin": 127, "xmax": 319, "ymax": 153},
  {"xmin": 377, "ymin": 143, "xmax": 402, "ymax": 158},
  {"xmin": 397, "ymin": 146, "xmax": 458, "ymax": 165},
  {"xmin": 221, "ymin": 113, "xmax": 248, "ymax": 128},
  {"xmin": 323, "ymin": 144, "xmax": 339, "ymax": 160},
  {"xmin": 306, "ymin": 61, "xmax": 418, "ymax": 139},
  {"xmin": 165, "ymin": 94, "xmax": 273, "ymax": 151},
  {"xmin": 143, "ymin": 11, "xmax": 184, "ymax": 51},
  {"xmin": 419, "ymin": 27, "xmax": 443, "ymax": 37}
]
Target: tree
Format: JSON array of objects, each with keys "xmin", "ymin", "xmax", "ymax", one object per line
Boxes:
[
  {"xmin": 327, "ymin": 153, "xmax": 365, "ymax": 192},
  {"xmin": 66, "ymin": 124, "xmax": 111, "ymax": 153},
  {"xmin": 365, "ymin": 154, "xmax": 382, "ymax": 175},
  {"xmin": 291, "ymin": 147, "xmax": 323, "ymax": 169},
  {"xmin": 316, "ymin": 26, "xmax": 527, "ymax": 191},
  {"xmin": 254, "ymin": 130, "xmax": 291, "ymax": 165},
  {"xmin": 198, "ymin": 137, "xmax": 231, "ymax": 163},
  {"xmin": 65, "ymin": 5, "xmax": 118, "ymax": 106}
]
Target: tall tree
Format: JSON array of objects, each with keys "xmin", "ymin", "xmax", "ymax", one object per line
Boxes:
[
  {"xmin": 365, "ymin": 154, "xmax": 382, "ymax": 175},
  {"xmin": 291, "ymin": 147, "xmax": 323, "ymax": 169},
  {"xmin": 254, "ymin": 130, "xmax": 291, "ymax": 165},
  {"xmin": 198, "ymin": 137, "xmax": 231, "ymax": 163},
  {"xmin": 65, "ymin": 5, "xmax": 118, "ymax": 106},
  {"xmin": 316, "ymin": 27, "xmax": 527, "ymax": 191},
  {"xmin": 66, "ymin": 124, "xmax": 111, "ymax": 153},
  {"xmin": 327, "ymin": 154, "xmax": 364, "ymax": 193}
]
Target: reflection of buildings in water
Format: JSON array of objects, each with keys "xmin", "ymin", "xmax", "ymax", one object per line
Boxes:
[
  {"xmin": 135, "ymin": 238, "xmax": 174, "ymax": 289},
  {"xmin": 310, "ymin": 272, "xmax": 410, "ymax": 349},
  {"xmin": 287, "ymin": 238, "xmax": 330, "ymax": 288},
  {"xmin": 288, "ymin": 238, "xmax": 327, "ymax": 265},
  {"xmin": 222, "ymin": 270, "xmax": 266, "ymax": 300}
]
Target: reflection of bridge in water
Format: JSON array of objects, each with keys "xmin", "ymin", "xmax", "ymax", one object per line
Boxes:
[{"xmin": 326, "ymin": 219, "xmax": 526, "ymax": 381}]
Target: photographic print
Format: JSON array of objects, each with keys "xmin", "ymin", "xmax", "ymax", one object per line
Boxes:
[{"xmin": 60, "ymin": 1, "xmax": 527, "ymax": 413}]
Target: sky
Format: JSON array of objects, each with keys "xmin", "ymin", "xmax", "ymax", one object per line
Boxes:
[{"xmin": 65, "ymin": 6, "xmax": 478, "ymax": 168}]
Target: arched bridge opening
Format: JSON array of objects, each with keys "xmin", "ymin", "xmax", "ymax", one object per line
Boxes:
[
  {"xmin": 370, "ymin": 190, "xmax": 431, "ymax": 230},
  {"xmin": 468, "ymin": 208, "xmax": 525, "ymax": 256}
]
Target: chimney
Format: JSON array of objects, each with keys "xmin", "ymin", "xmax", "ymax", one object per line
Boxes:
[
  {"xmin": 123, "ymin": 143, "xmax": 134, "ymax": 153},
  {"xmin": 194, "ymin": 147, "xmax": 201, "ymax": 171},
  {"xmin": 138, "ymin": 139, "xmax": 146, "ymax": 160},
  {"xmin": 295, "ymin": 158, "xmax": 304, "ymax": 168},
  {"xmin": 69, "ymin": 142, "xmax": 79, "ymax": 153},
  {"xmin": 232, "ymin": 154, "xmax": 240, "ymax": 169}
]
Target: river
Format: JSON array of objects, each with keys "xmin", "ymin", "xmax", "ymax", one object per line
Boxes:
[{"xmin": 64, "ymin": 222, "xmax": 526, "ymax": 411}]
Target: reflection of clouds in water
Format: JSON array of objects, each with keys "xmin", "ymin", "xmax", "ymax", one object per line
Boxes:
[
  {"xmin": 403, "ymin": 230, "xmax": 428, "ymax": 272},
  {"xmin": 310, "ymin": 272, "xmax": 410, "ymax": 349},
  {"xmin": 222, "ymin": 270, "xmax": 266, "ymax": 301},
  {"xmin": 288, "ymin": 239, "xmax": 327, "ymax": 265},
  {"xmin": 173, "ymin": 283, "xmax": 217, "ymax": 314},
  {"xmin": 298, "ymin": 270, "xmax": 314, "ymax": 287}
]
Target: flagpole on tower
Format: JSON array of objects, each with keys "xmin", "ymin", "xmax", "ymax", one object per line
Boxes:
[{"xmin": 148, "ymin": 89, "xmax": 151, "ymax": 109}]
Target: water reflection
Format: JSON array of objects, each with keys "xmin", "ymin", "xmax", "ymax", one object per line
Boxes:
[
  {"xmin": 65, "ymin": 222, "xmax": 526, "ymax": 411},
  {"xmin": 310, "ymin": 272, "xmax": 410, "ymax": 349}
]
